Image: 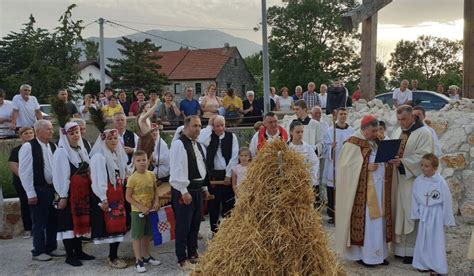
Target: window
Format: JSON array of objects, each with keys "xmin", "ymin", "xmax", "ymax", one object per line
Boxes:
[
  {"xmin": 234, "ymin": 58, "xmax": 238, "ymax": 66},
  {"xmin": 227, "ymin": 83, "xmax": 231, "ymax": 89},
  {"xmin": 413, "ymin": 92, "xmax": 448, "ymax": 110},
  {"xmin": 195, "ymin": 83, "xmax": 202, "ymax": 94},
  {"xmin": 241, "ymin": 84, "xmax": 246, "ymax": 95},
  {"xmin": 174, "ymin": 83, "xmax": 182, "ymax": 95}
]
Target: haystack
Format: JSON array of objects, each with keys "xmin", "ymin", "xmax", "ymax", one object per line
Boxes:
[{"xmin": 194, "ymin": 141, "xmax": 344, "ymax": 275}]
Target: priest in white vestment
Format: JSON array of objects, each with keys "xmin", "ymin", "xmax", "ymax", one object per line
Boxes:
[
  {"xmin": 335, "ymin": 115, "xmax": 393, "ymax": 267},
  {"xmin": 389, "ymin": 105, "xmax": 434, "ymax": 264},
  {"xmin": 411, "ymin": 154, "xmax": 455, "ymax": 274}
]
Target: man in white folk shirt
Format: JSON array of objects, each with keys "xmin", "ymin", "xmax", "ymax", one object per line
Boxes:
[
  {"xmin": 19, "ymin": 120, "xmax": 65, "ymax": 261},
  {"xmin": 198, "ymin": 115, "xmax": 239, "ymax": 235},
  {"xmin": 249, "ymin": 112, "xmax": 289, "ymax": 157},
  {"xmin": 388, "ymin": 105, "xmax": 434, "ymax": 264},
  {"xmin": 336, "ymin": 115, "xmax": 393, "ymax": 267},
  {"xmin": 291, "ymin": 100, "xmax": 324, "ymax": 207},
  {"xmin": 323, "ymin": 107, "xmax": 354, "ymax": 224},
  {"xmin": 169, "ymin": 116, "xmax": 211, "ymax": 272},
  {"xmin": 10, "ymin": 84, "xmax": 42, "ymax": 129},
  {"xmin": 310, "ymin": 105, "xmax": 330, "ymax": 205},
  {"xmin": 113, "ymin": 112, "xmax": 138, "ymax": 165}
]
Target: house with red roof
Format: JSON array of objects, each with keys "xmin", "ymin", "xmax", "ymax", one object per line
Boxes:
[{"xmin": 152, "ymin": 43, "xmax": 255, "ymax": 98}]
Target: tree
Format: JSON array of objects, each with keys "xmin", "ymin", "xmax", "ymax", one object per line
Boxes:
[
  {"xmin": 0, "ymin": 5, "xmax": 84, "ymax": 102},
  {"xmin": 244, "ymin": 52, "xmax": 263, "ymax": 97},
  {"xmin": 388, "ymin": 35, "xmax": 463, "ymax": 90},
  {"xmin": 375, "ymin": 61, "xmax": 388, "ymax": 94},
  {"xmin": 82, "ymin": 78, "xmax": 101, "ymax": 96},
  {"xmin": 267, "ymin": 0, "xmax": 360, "ymax": 91},
  {"xmin": 108, "ymin": 37, "xmax": 168, "ymax": 91},
  {"xmin": 84, "ymin": 40, "xmax": 99, "ymax": 61}
]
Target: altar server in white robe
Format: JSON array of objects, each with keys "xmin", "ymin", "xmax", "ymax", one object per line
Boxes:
[
  {"xmin": 323, "ymin": 107, "xmax": 354, "ymax": 224},
  {"xmin": 411, "ymin": 153, "xmax": 455, "ymax": 274},
  {"xmin": 288, "ymin": 121, "xmax": 319, "ymax": 189}
]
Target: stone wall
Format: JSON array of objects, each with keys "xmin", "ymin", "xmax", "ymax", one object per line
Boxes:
[
  {"xmin": 0, "ymin": 198, "xmax": 23, "ymax": 239},
  {"xmin": 345, "ymin": 99, "xmax": 474, "ymax": 218}
]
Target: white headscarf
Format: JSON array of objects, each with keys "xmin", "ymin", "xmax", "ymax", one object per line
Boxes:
[
  {"xmin": 58, "ymin": 122, "xmax": 90, "ymax": 168},
  {"xmin": 89, "ymin": 129, "xmax": 128, "ymax": 187}
]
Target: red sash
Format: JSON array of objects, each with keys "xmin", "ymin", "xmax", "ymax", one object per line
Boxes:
[
  {"xmin": 104, "ymin": 177, "xmax": 127, "ymax": 234},
  {"xmin": 70, "ymin": 174, "xmax": 91, "ymax": 236}
]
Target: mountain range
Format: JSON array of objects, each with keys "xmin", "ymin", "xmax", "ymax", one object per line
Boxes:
[{"xmin": 84, "ymin": 29, "xmax": 262, "ymax": 64}]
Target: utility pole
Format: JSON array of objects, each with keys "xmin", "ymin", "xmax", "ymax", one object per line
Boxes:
[
  {"xmin": 261, "ymin": 0, "xmax": 270, "ymax": 114},
  {"xmin": 99, "ymin": 18, "xmax": 106, "ymax": 92}
]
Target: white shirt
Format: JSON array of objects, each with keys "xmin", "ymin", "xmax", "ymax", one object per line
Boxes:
[
  {"xmin": 278, "ymin": 97, "xmax": 293, "ymax": 112},
  {"xmin": 249, "ymin": 128, "xmax": 288, "ymax": 157},
  {"xmin": 169, "ymin": 139, "xmax": 208, "ymax": 195},
  {"xmin": 318, "ymin": 94, "xmax": 327, "ymax": 109},
  {"xmin": 153, "ymin": 137, "xmax": 170, "ymax": 178},
  {"xmin": 392, "ymin": 88, "xmax": 413, "ymax": 105},
  {"xmin": 52, "ymin": 148, "xmax": 85, "ymax": 198},
  {"xmin": 11, "ymin": 94, "xmax": 40, "ymax": 127},
  {"xmin": 289, "ymin": 141, "xmax": 320, "ymax": 187},
  {"xmin": 0, "ymin": 100, "xmax": 15, "ymax": 137},
  {"xmin": 198, "ymin": 131, "xmax": 239, "ymax": 177},
  {"xmin": 19, "ymin": 139, "xmax": 54, "ymax": 198}
]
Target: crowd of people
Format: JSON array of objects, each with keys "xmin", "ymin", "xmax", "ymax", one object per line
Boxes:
[{"xmin": 0, "ymin": 79, "xmax": 467, "ymax": 275}]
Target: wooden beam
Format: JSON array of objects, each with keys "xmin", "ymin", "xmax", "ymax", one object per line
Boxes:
[
  {"xmin": 360, "ymin": 7, "xmax": 378, "ymax": 100},
  {"xmin": 342, "ymin": 0, "xmax": 392, "ymax": 30},
  {"xmin": 464, "ymin": 0, "xmax": 474, "ymax": 98}
]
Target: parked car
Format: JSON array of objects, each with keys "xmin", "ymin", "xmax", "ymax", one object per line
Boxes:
[
  {"xmin": 375, "ymin": 90, "xmax": 450, "ymax": 110},
  {"xmin": 39, "ymin": 104, "xmax": 51, "ymax": 120}
]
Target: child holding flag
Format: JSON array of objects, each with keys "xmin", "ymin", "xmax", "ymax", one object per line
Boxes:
[{"xmin": 126, "ymin": 150, "xmax": 161, "ymax": 273}]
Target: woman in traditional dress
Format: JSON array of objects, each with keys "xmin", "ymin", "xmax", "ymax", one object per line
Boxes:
[
  {"xmin": 52, "ymin": 122, "xmax": 95, "ymax": 266},
  {"xmin": 89, "ymin": 129, "xmax": 129, "ymax": 269},
  {"xmin": 136, "ymin": 100, "xmax": 160, "ymax": 160}
]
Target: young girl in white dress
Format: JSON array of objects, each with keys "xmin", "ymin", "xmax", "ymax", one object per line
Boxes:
[
  {"xmin": 231, "ymin": 148, "xmax": 251, "ymax": 199},
  {"xmin": 411, "ymin": 153, "xmax": 455, "ymax": 274},
  {"xmin": 288, "ymin": 121, "xmax": 320, "ymax": 190}
]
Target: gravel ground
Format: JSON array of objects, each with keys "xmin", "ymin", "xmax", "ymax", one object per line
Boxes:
[{"xmin": 0, "ymin": 214, "xmax": 473, "ymax": 275}]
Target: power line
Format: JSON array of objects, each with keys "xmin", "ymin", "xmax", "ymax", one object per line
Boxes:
[
  {"xmin": 83, "ymin": 20, "xmax": 98, "ymax": 28},
  {"xmin": 109, "ymin": 19, "xmax": 255, "ymax": 32}
]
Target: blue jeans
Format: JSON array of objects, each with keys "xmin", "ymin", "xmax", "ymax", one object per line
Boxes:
[
  {"xmin": 30, "ymin": 185, "xmax": 57, "ymax": 256},
  {"xmin": 171, "ymin": 188, "xmax": 202, "ymax": 263}
]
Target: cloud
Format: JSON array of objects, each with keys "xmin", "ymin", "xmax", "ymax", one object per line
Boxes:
[{"xmin": 378, "ymin": 0, "xmax": 463, "ymax": 26}]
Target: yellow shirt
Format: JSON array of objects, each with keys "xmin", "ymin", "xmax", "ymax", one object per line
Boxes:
[
  {"xmin": 102, "ymin": 104, "xmax": 123, "ymax": 118},
  {"xmin": 126, "ymin": 171, "xmax": 156, "ymax": 212},
  {"xmin": 222, "ymin": 96, "xmax": 243, "ymax": 111}
]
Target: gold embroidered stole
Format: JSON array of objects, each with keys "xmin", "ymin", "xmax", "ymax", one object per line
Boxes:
[{"xmin": 347, "ymin": 136, "xmax": 394, "ymax": 246}]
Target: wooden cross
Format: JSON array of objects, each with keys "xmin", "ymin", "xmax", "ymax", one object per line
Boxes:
[
  {"xmin": 464, "ymin": 0, "xmax": 474, "ymax": 98},
  {"xmin": 342, "ymin": 0, "xmax": 392, "ymax": 100}
]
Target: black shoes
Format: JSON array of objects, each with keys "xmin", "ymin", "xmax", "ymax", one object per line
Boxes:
[
  {"xmin": 356, "ymin": 259, "xmax": 389, "ymax": 267},
  {"xmin": 402, "ymin": 256, "xmax": 413, "ymax": 264},
  {"xmin": 327, "ymin": 218, "xmax": 335, "ymax": 224},
  {"xmin": 76, "ymin": 252, "xmax": 95, "ymax": 261},
  {"xmin": 65, "ymin": 258, "xmax": 83, "ymax": 267}
]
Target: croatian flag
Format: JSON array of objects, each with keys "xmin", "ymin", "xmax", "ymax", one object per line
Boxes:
[{"xmin": 150, "ymin": 205, "xmax": 176, "ymax": 246}]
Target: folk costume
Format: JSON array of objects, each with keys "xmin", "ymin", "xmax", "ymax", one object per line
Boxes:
[
  {"xmin": 249, "ymin": 126, "xmax": 289, "ymax": 157},
  {"xmin": 52, "ymin": 122, "xmax": 95, "ymax": 265},
  {"xmin": 136, "ymin": 114, "xmax": 155, "ymax": 160},
  {"xmin": 391, "ymin": 118, "xmax": 434, "ymax": 258},
  {"xmin": 335, "ymin": 122, "xmax": 394, "ymax": 266},
  {"xmin": 411, "ymin": 173, "xmax": 455, "ymax": 274},
  {"xmin": 89, "ymin": 129, "xmax": 128, "ymax": 266},
  {"xmin": 288, "ymin": 141, "xmax": 320, "ymax": 188},
  {"xmin": 323, "ymin": 122, "xmax": 354, "ymax": 221},
  {"xmin": 19, "ymin": 134, "xmax": 58, "ymax": 257},
  {"xmin": 198, "ymin": 129, "xmax": 239, "ymax": 234},
  {"xmin": 170, "ymin": 134, "xmax": 209, "ymax": 264}
]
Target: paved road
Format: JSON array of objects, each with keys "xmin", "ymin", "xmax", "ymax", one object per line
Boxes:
[{"xmin": 1, "ymin": 214, "xmax": 473, "ymax": 275}]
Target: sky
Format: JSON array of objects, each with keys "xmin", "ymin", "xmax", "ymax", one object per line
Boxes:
[{"xmin": 0, "ymin": 0, "xmax": 465, "ymax": 62}]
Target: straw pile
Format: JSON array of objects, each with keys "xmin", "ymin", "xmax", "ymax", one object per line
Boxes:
[{"xmin": 194, "ymin": 140, "xmax": 344, "ymax": 275}]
